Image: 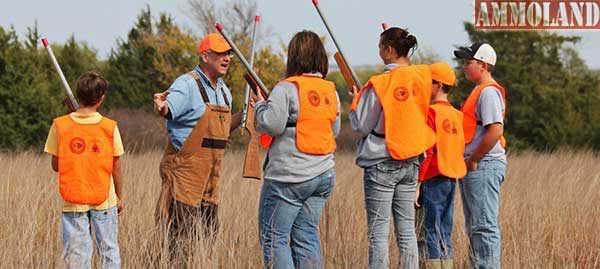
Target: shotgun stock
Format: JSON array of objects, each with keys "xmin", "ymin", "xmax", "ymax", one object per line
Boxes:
[
  {"xmin": 216, "ymin": 23, "xmax": 270, "ymax": 180},
  {"xmin": 334, "ymin": 52, "xmax": 358, "ymax": 94},
  {"xmin": 241, "ymin": 74, "xmax": 262, "ymax": 180}
]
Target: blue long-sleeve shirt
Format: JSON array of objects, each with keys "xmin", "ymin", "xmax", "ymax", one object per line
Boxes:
[{"xmin": 165, "ymin": 66, "xmax": 233, "ymax": 150}]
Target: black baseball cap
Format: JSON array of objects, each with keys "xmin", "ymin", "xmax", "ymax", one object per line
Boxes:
[{"xmin": 454, "ymin": 42, "xmax": 497, "ymax": 66}]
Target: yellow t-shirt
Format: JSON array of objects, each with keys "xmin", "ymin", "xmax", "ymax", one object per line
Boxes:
[{"xmin": 44, "ymin": 112, "xmax": 125, "ymax": 212}]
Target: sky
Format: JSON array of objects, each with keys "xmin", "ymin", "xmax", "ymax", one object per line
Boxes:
[{"xmin": 1, "ymin": 0, "xmax": 599, "ymax": 69}]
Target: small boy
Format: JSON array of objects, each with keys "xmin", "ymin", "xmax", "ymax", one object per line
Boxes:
[
  {"xmin": 44, "ymin": 71, "xmax": 123, "ymax": 269},
  {"xmin": 416, "ymin": 62, "xmax": 467, "ymax": 269}
]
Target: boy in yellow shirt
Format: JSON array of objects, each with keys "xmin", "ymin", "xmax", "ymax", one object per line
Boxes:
[{"xmin": 44, "ymin": 71, "xmax": 124, "ymax": 269}]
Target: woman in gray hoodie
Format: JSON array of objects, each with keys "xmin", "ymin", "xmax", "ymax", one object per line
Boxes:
[{"xmin": 252, "ymin": 30, "xmax": 341, "ymax": 269}]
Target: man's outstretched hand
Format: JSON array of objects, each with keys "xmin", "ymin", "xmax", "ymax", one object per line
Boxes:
[{"xmin": 153, "ymin": 90, "xmax": 170, "ymax": 116}]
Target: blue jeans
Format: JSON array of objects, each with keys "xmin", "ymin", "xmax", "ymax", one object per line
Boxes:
[
  {"xmin": 420, "ymin": 177, "xmax": 456, "ymax": 260},
  {"xmin": 460, "ymin": 159, "xmax": 506, "ymax": 269},
  {"xmin": 259, "ymin": 169, "xmax": 335, "ymax": 269},
  {"xmin": 364, "ymin": 158, "xmax": 419, "ymax": 269},
  {"xmin": 62, "ymin": 207, "xmax": 121, "ymax": 269}
]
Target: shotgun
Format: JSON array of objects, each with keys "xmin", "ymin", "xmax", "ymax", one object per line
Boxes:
[
  {"xmin": 41, "ymin": 38, "xmax": 79, "ymax": 112},
  {"xmin": 215, "ymin": 22, "xmax": 269, "ymax": 180},
  {"xmin": 311, "ymin": 0, "xmax": 362, "ymax": 93},
  {"xmin": 241, "ymin": 15, "xmax": 260, "ymax": 133}
]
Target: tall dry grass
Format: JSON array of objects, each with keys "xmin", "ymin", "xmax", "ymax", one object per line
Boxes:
[{"xmin": 0, "ymin": 150, "xmax": 598, "ymax": 268}]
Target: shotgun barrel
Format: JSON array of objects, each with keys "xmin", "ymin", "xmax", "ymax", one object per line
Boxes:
[
  {"xmin": 42, "ymin": 37, "xmax": 79, "ymax": 112},
  {"xmin": 215, "ymin": 23, "xmax": 269, "ymax": 96},
  {"xmin": 241, "ymin": 15, "xmax": 260, "ymax": 131},
  {"xmin": 311, "ymin": 0, "xmax": 362, "ymax": 89},
  {"xmin": 215, "ymin": 23, "xmax": 265, "ymax": 180}
]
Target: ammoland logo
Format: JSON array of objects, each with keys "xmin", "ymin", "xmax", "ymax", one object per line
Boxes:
[{"xmin": 475, "ymin": 0, "xmax": 600, "ymax": 30}]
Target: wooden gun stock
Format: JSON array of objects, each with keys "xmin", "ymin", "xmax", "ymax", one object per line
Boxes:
[
  {"xmin": 241, "ymin": 74, "xmax": 263, "ymax": 180},
  {"xmin": 244, "ymin": 73, "xmax": 268, "ymax": 100},
  {"xmin": 334, "ymin": 52, "xmax": 358, "ymax": 91}
]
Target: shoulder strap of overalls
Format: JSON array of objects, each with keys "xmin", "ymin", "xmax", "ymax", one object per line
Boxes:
[
  {"xmin": 188, "ymin": 71, "xmax": 210, "ymax": 104},
  {"xmin": 220, "ymin": 84, "xmax": 230, "ymax": 107},
  {"xmin": 188, "ymin": 71, "xmax": 230, "ymax": 107}
]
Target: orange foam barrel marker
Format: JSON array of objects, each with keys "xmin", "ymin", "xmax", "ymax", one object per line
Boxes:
[{"xmin": 259, "ymin": 133, "xmax": 273, "ymax": 149}]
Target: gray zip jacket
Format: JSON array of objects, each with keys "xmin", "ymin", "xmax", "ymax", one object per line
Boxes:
[
  {"xmin": 255, "ymin": 73, "xmax": 341, "ymax": 183},
  {"xmin": 349, "ymin": 64, "xmax": 400, "ymax": 168}
]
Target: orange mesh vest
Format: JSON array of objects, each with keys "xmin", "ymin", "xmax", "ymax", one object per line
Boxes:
[
  {"xmin": 54, "ymin": 115, "xmax": 115, "ymax": 205},
  {"xmin": 461, "ymin": 82, "xmax": 507, "ymax": 148},
  {"xmin": 368, "ymin": 65, "xmax": 436, "ymax": 160},
  {"xmin": 286, "ymin": 75, "xmax": 337, "ymax": 155},
  {"xmin": 431, "ymin": 103, "xmax": 467, "ymax": 179}
]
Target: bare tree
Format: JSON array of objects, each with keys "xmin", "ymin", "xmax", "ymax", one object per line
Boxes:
[{"xmin": 184, "ymin": 0, "xmax": 271, "ymax": 46}]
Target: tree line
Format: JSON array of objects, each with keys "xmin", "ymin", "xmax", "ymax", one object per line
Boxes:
[{"xmin": 1, "ymin": 4, "xmax": 598, "ymax": 151}]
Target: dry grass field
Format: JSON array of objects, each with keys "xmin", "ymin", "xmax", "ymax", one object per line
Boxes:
[{"xmin": 1, "ymin": 150, "xmax": 599, "ymax": 268}]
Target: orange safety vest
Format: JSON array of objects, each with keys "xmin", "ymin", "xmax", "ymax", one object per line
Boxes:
[
  {"xmin": 431, "ymin": 102, "xmax": 467, "ymax": 179},
  {"xmin": 366, "ymin": 65, "xmax": 436, "ymax": 160},
  {"xmin": 461, "ymin": 82, "xmax": 507, "ymax": 148},
  {"xmin": 285, "ymin": 75, "xmax": 338, "ymax": 154},
  {"xmin": 54, "ymin": 115, "xmax": 115, "ymax": 205}
]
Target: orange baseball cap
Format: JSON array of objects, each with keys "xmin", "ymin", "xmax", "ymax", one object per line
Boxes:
[
  {"xmin": 430, "ymin": 62, "xmax": 456, "ymax": 86},
  {"xmin": 197, "ymin": 33, "xmax": 231, "ymax": 54}
]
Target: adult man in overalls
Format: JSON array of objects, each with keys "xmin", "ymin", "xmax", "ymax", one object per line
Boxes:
[{"xmin": 153, "ymin": 33, "xmax": 242, "ymax": 258}]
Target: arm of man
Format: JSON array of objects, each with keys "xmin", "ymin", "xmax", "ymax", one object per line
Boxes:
[
  {"xmin": 154, "ymin": 91, "xmax": 170, "ymax": 117},
  {"xmin": 163, "ymin": 76, "xmax": 193, "ymax": 121},
  {"xmin": 230, "ymin": 112, "xmax": 242, "ymax": 132},
  {"xmin": 348, "ymin": 86, "xmax": 382, "ymax": 137}
]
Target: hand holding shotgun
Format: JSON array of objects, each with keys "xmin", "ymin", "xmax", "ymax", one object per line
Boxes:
[
  {"xmin": 311, "ymin": 0, "xmax": 362, "ymax": 97},
  {"xmin": 215, "ymin": 22, "xmax": 269, "ymax": 180},
  {"xmin": 41, "ymin": 38, "xmax": 79, "ymax": 112}
]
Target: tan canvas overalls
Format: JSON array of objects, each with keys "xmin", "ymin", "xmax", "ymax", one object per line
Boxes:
[{"xmin": 155, "ymin": 71, "xmax": 231, "ymax": 256}]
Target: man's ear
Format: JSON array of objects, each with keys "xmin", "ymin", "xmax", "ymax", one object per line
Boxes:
[{"xmin": 199, "ymin": 53, "xmax": 209, "ymax": 64}]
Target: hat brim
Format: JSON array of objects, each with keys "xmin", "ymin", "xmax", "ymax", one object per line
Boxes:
[
  {"xmin": 453, "ymin": 48, "xmax": 474, "ymax": 60},
  {"xmin": 211, "ymin": 47, "xmax": 231, "ymax": 53}
]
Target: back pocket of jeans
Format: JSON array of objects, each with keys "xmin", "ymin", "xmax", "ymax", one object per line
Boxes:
[{"xmin": 375, "ymin": 160, "xmax": 402, "ymax": 174}]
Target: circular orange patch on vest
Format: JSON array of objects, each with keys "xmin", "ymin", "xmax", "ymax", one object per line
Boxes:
[
  {"xmin": 393, "ymin": 87, "xmax": 410, "ymax": 102},
  {"xmin": 442, "ymin": 119, "xmax": 458, "ymax": 135},
  {"xmin": 69, "ymin": 137, "xmax": 86, "ymax": 154},
  {"xmin": 308, "ymin": 90, "xmax": 320, "ymax": 107}
]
